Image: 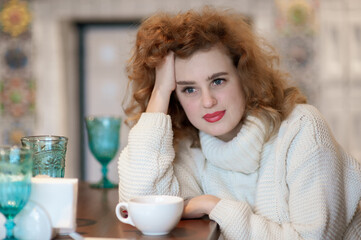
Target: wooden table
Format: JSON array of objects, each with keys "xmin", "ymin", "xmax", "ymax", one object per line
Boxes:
[{"xmin": 58, "ymin": 182, "xmax": 220, "ymax": 240}]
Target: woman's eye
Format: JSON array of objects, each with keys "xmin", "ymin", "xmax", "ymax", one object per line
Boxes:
[
  {"xmin": 212, "ymin": 78, "xmax": 225, "ymax": 86},
  {"xmin": 182, "ymin": 87, "xmax": 196, "ymax": 94}
]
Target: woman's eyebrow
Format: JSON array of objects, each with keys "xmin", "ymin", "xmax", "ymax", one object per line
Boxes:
[
  {"xmin": 176, "ymin": 80, "xmax": 195, "ymax": 85},
  {"xmin": 208, "ymin": 72, "xmax": 228, "ymax": 80}
]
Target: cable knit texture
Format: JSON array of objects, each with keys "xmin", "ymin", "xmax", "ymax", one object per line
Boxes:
[
  {"xmin": 118, "ymin": 104, "xmax": 361, "ymax": 240},
  {"xmin": 200, "ymin": 115, "xmax": 266, "ymax": 173}
]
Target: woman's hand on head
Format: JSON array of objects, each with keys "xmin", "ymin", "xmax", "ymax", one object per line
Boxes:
[
  {"xmin": 155, "ymin": 51, "xmax": 176, "ymax": 96},
  {"xmin": 146, "ymin": 51, "xmax": 176, "ymax": 114},
  {"xmin": 182, "ymin": 195, "xmax": 221, "ymax": 219}
]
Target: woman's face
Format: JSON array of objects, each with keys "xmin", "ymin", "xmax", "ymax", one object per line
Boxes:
[{"xmin": 175, "ymin": 45, "xmax": 246, "ymax": 141}]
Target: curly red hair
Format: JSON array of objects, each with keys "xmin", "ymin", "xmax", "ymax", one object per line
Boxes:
[{"xmin": 123, "ymin": 7, "xmax": 307, "ymax": 145}]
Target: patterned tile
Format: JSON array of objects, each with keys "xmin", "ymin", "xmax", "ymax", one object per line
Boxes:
[
  {"xmin": 0, "ymin": 77, "xmax": 34, "ymax": 118},
  {"xmin": 0, "ymin": 0, "xmax": 32, "ymax": 37},
  {"xmin": 0, "ymin": 0, "xmax": 34, "ymax": 145},
  {"xmin": 0, "ymin": 39, "xmax": 32, "ymax": 77}
]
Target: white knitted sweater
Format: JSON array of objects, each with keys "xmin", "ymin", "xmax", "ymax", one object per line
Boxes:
[{"xmin": 118, "ymin": 104, "xmax": 361, "ymax": 239}]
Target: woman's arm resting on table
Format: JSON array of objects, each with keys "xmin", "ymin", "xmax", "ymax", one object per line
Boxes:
[
  {"xmin": 118, "ymin": 114, "xmax": 204, "ymax": 201},
  {"xmin": 118, "ymin": 112, "xmax": 179, "ymax": 200}
]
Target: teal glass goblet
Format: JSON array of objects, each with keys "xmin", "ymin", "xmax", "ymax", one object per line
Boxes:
[
  {"xmin": 85, "ymin": 116, "xmax": 121, "ymax": 188},
  {"xmin": 21, "ymin": 135, "xmax": 68, "ymax": 178},
  {"xmin": 0, "ymin": 146, "xmax": 33, "ymax": 240}
]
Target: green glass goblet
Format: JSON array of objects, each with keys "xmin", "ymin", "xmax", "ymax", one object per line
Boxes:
[
  {"xmin": 85, "ymin": 116, "xmax": 121, "ymax": 188},
  {"xmin": 0, "ymin": 146, "xmax": 33, "ymax": 240}
]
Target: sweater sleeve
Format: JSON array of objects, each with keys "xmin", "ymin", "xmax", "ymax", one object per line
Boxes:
[
  {"xmin": 210, "ymin": 199, "xmax": 301, "ymax": 239},
  {"xmin": 209, "ymin": 106, "xmax": 361, "ymax": 240},
  {"xmin": 118, "ymin": 112, "xmax": 179, "ymax": 201}
]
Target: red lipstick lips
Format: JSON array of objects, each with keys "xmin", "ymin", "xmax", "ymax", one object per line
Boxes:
[{"xmin": 203, "ymin": 110, "xmax": 226, "ymax": 123}]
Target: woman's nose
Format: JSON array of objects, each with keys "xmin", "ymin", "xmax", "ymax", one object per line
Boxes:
[{"xmin": 202, "ymin": 91, "xmax": 217, "ymax": 108}]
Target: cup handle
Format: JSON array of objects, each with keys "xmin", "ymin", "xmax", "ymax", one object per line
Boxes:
[{"xmin": 115, "ymin": 202, "xmax": 135, "ymax": 226}]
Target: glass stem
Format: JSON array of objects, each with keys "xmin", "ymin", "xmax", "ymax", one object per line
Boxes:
[
  {"xmin": 5, "ymin": 218, "xmax": 15, "ymax": 238},
  {"xmin": 101, "ymin": 165, "xmax": 108, "ymax": 181}
]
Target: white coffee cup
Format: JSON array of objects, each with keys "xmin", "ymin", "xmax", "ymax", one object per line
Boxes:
[{"xmin": 115, "ymin": 195, "xmax": 184, "ymax": 235}]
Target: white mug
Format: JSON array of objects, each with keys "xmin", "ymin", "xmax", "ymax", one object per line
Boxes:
[{"xmin": 115, "ymin": 195, "xmax": 184, "ymax": 236}]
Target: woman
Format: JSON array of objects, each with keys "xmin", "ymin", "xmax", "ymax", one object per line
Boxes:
[{"xmin": 118, "ymin": 7, "xmax": 361, "ymax": 239}]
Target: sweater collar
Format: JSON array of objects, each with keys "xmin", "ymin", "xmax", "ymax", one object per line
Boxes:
[{"xmin": 199, "ymin": 115, "xmax": 266, "ymax": 173}]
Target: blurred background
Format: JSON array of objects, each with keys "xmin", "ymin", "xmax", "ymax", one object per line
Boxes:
[{"xmin": 0, "ymin": 0, "xmax": 360, "ymax": 183}]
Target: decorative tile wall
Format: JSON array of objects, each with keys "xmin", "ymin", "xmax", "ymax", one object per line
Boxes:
[{"xmin": 0, "ymin": 0, "xmax": 34, "ymax": 145}]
